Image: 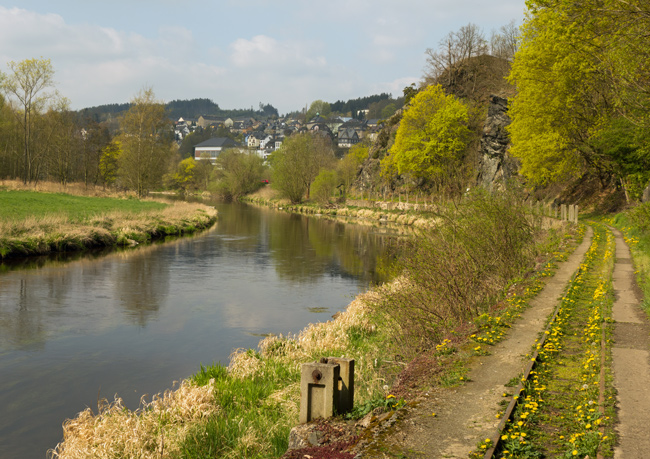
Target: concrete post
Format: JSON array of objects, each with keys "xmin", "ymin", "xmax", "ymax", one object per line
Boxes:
[
  {"xmin": 561, "ymin": 204, "xmax": 567, "ymax": 221},
  {"xmin": 574, "ymin": 205, "xmax": 579, "ymax": 224},
  {"xmin": 327, "ymin": 357, "xmax": 355, "ymax": 415},
  {"xmin": 299, "ymin": 361, "xmax": 340, "ymax": 424}
]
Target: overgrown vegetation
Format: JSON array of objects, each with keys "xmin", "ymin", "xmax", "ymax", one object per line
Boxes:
[{"xmin": 373, "ymin": 190, "xmax": 536, "ymax": 355}]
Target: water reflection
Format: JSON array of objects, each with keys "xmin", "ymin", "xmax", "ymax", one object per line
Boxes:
[{"xmin": 0, "ymin": 201, "xmax": 395, "ymax": 458}]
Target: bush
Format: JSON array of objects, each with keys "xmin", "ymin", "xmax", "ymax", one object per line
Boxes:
[
  {"xmin": 311, "ymin": 170, "xmax": 338, "ymax": 205},
  {"xmin": 375, "ymin": 189, "xmax": 537, "ymax": 354}
]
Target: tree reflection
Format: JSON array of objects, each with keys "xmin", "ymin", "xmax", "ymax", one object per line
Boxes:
[{"xmin": 114, "ymin": 251, "xmax": 170, "ymax": 327}]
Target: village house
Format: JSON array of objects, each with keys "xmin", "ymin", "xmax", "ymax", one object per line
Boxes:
[{"xmin": 194, "ymin": 137, "xmax": 239, "ymax": 163}]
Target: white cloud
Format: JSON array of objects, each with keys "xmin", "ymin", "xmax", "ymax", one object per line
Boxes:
[{"xmin": 229, "ymin": 35, "xmax": 327, "ymax": 70}]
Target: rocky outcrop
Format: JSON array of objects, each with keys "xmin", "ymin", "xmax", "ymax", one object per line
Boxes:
[{"xmin": 476, "ymin": 95, "xmax": 519, "ymax": 191}]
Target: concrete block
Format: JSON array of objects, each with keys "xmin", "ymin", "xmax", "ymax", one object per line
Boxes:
[{"xmin": 299, "ymin": 361, "xmax": 340, "ymax": 424}]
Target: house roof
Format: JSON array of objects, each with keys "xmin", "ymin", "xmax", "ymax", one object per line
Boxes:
[{"xmin": 194, "ymin": 137, "xmax": 238, "ymax": 148}]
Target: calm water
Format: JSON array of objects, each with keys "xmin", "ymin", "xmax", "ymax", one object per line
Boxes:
[{"xmin": 0, "ymin": 201, "xmax": 392, "ymax": 458}]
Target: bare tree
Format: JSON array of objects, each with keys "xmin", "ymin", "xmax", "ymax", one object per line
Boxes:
[
  {"xmin": 424, "ymin": 24, "xmax": 488, "ymax": 86},
  {"xmin": 490, "ymin": 20, "xmax": 519, "ymax": 60},
  {"xmin": 456, "ymin": 23, "xmax": 488, "ymax": 61},
  {"xmin": 0, "ymin": 58, "xmax": 56, "ymax": 183}
]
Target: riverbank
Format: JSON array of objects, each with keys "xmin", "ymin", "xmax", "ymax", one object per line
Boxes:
[
  {"xmin": 241, "ymin": 186, "xmax": 439, "ymax": 230},
  {"xmin": 0, "ymin": 187, "xmax": 217, "ymax": 259},
  {"xmin": 47, "ymin": 191, "xmax": 582, "ymax": 459}
]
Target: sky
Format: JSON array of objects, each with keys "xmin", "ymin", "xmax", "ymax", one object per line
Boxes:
[{"xmin": 0, "ymin": 1, "xmax": 525, "ymax": 114}]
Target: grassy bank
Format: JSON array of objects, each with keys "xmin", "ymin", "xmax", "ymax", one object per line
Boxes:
[
  {"xmin": 49, "ymin": 191, "xmax": 579, "ymax": 459},
  {"xmin": 242, "ymin": 190, "xmax": 439, "ymax": 230},
  {"xmin": 0, "ymin": 189, "xmax": 217, "ymax": 258}
]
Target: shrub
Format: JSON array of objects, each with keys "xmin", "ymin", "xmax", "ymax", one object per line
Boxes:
[{"xmin": 375, "ymin": 189, "xmax": 537, "ymax": 354}]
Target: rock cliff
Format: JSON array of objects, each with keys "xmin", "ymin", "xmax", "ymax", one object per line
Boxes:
[{"xmin": 475, "ymin": 95, "xmax": 519, "ymax": 191}]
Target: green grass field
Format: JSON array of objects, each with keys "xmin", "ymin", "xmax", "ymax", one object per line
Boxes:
[{"xmin": 0, "ymin": 190, "xmax": 167, "ymax": 222}]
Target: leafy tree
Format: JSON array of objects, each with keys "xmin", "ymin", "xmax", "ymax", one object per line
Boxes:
[
  {"xmin": 507, "ymin": 0, "xmax": 650, "ymax": 198},
  {"xmin": 337, "ymin": 143, "xmax": 368, "ymax": 195},
  {"xmin": 305, "ymin": 100, "xmax": 331, "ymax": 121},
  {"xmin": 271, "ymin": 133, "xmax": 335, "ymax": 203},
  {"xmin": 166, "ymin": 156, "xmax": 197, "ymax": 192},
  {"xmin": 99, "ymin": 140, "xmax": 122, "ymax": 187},
  {"xmin": 381, "ymin": 84, "xmax": 471, "ymax": 193},
  {"xmin": 0, "ymin": 58, "xmax": 56, "ymax": 183},
  {"xmin": 214, "ymin": 149, "xmax": 265, "ymax": 199},
  {"xmin": 311, "ymin": 169, "xmax": 338, "ymax": 205},
  {"xmin": 116, "ymin": 88, "xmax": 173, "ymax": 196}
]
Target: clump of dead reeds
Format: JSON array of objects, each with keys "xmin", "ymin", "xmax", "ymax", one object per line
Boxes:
[{"xmin": 48, "ymin": 380, "xmax": 218, "ymax": 459}]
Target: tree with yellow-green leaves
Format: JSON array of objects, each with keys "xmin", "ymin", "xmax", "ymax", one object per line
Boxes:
[
  {"xmin": 508, "ymin": 0, "xmax": 650, "ymax": 199},
  {"xmin": 116, "ymin": 88, "xmax": 173, "ymax": 197},
  {"xmin": 381, "ymin": 84, "xmax": 471, "ymax": 193}
]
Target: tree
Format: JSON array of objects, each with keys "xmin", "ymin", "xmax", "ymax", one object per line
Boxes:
[
  {"xmin": 116, "ymin": 88, "xmax": 173, "ymax": 196},
  {"xmin": 99, "ymin": 140, "xmax": 121, "ymax": 187},
  {"xmin": 337, "ymin": 143, "xmax": 368, "ymax": 196},
  {"xmin": 506, "ymin": 0, "xmax": 650, "ymax": 192},
  {"xmin": 381, "ymin": 84, "xmax": 471, "ymax": 193},
  {"xmin": 424, "ymin": 23, "xmax": 488, "ymax": 87},
  {"xmin": 0, "ymin": 58, "xmax": 56, "ymax": 183},
  {"xmin": 214, "ymin": 149, "xmax": 265, "ymax": 199},
  {"xmin": 305, "ymin": 100, "xmax": 331, "ymax": 121},
  {"xmin": 271, "ymin": 133, "xmax": 335, "ymax": 203},
  {"xmin": 490, "ymin": 20, "xmax": 518, "ymax": 60},
  {"xmin": 311, "ymin": 169, "xmax": 338, "ymax": 205}
]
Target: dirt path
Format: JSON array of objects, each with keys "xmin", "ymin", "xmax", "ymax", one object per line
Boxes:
[
  {"xmin": 358, "ymin": 227, "xmax": 594, "ymax": 458},
  {"xmin": 610, "ymin": 228, "xmax": 650, "ymax": 458}
]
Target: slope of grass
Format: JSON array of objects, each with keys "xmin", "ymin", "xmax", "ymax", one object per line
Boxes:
[
  {"xmin": 0, "ymin": 190, "xmax": 166, "ymax": 221},
  {"xmin": 0, "ymin": 190, "xmax": 217, "ymax": 258}
]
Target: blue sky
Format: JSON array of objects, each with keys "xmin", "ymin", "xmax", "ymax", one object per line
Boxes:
[{"xmin": 0, "ymin": 1, "xmax": 525, "ymax": 114}]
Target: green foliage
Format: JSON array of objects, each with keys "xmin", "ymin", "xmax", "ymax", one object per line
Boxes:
[
  {"xmin": 508, "ymin": 0, "xmax": 650, "ymax": 193},
  {"xmin": 166, "ymin": 157, "xmax": 197, "ymax": 192},
  {"xmin": 375, "ymin": 189, "xmax": 536, "ymax": 354},
  {"xmin": 305, "ymin": 100, "xmax": 331, "ymax": 121},
  {"xmin": 213, "ymin": 149, "xmax": 266, "ymax": 199},
  {"xmin": 311, "ymin": 169, "xmax": 338, "ymax": 205},
  {"xmin": 270, "ymin": 133, "xmax": 335, "ymax": 203},
  {"xmin": 337, "ymin": 143, "xmax": 368, "ymax": 195},
  {"xmin": 381, "ymin": 84, "xmax": 471, "ymax": 193},
  {"xmin": 330, "ymin": 93, "xmax": 392, "ymax": 118}
]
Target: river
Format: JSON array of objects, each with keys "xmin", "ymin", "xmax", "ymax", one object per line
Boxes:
[{"xmin": 0, "ymin": 201, "xmax": 393, "ymax": 458}]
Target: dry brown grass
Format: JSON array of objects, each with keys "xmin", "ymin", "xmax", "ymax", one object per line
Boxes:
[
  {"xmin": 0, "ymin": 179, "xmax": 136, "ymax": 198},
  {"xmin": 48, "ymin": 380, "xmax": 218, "ymax": 459}
]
